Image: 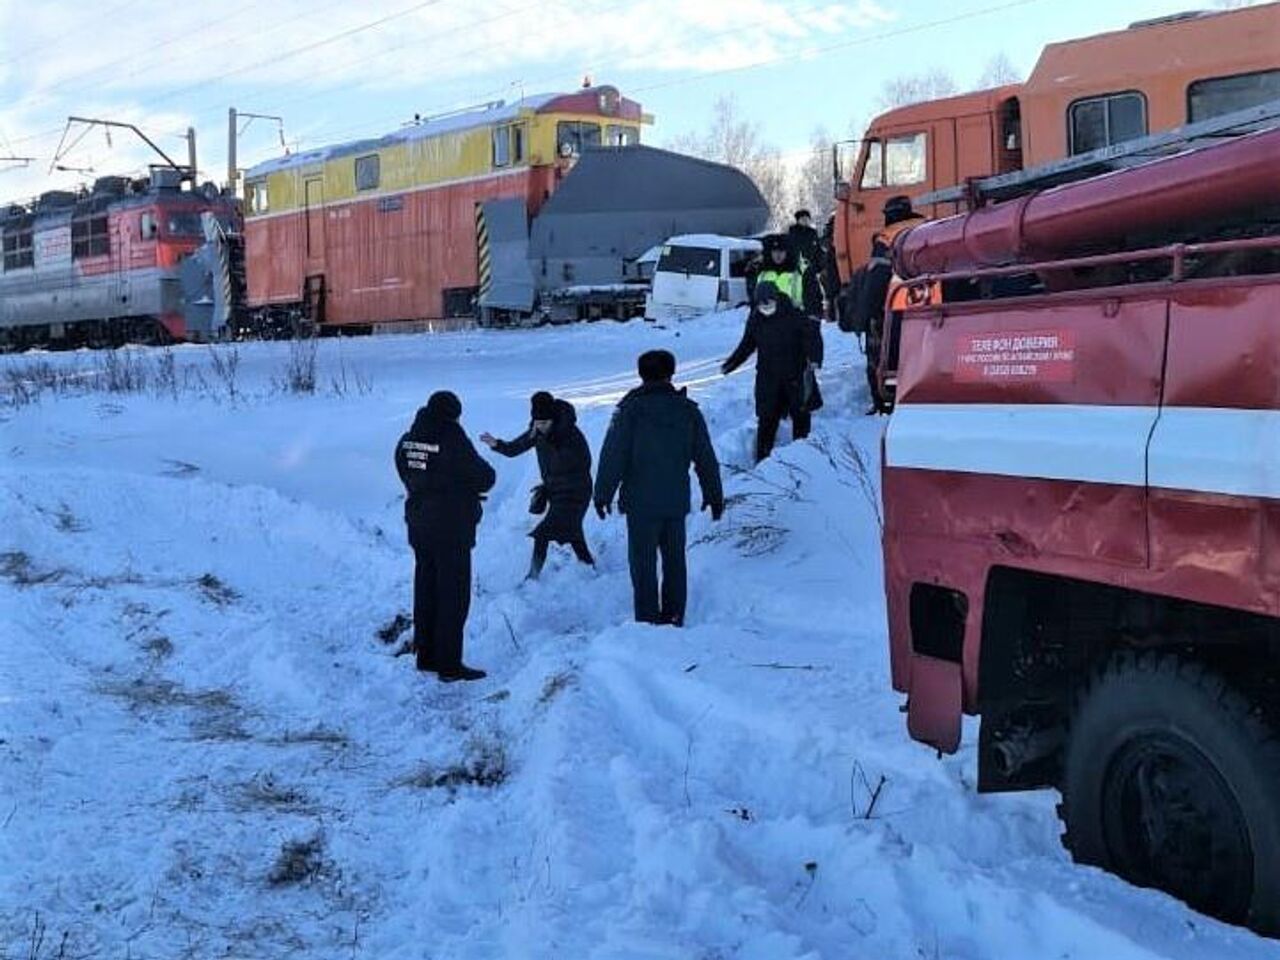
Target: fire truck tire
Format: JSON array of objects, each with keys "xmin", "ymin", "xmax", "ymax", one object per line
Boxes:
[{"xmin": 1060, "ymin": 651, "xmax": 1280, "ymax": 933}]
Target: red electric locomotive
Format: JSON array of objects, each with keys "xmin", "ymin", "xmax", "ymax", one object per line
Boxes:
[{"xmin": 0, "ymin": 169, "xmax": 238, "ymax": 350}]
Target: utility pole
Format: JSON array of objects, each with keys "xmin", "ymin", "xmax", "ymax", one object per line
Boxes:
[
  {"xmin": 227, "ymin": 108, "xmax": 286, "ymax": 197},
  {"xmin": 187, "ymin": 126, "xmax": 198, "ymax": 184},
  {"xmin": 227, "ymin": 108, "xmax": 237, "ymax": 193}
]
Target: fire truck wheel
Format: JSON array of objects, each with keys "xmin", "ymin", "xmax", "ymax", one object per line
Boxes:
[{"xmin": 1060, "ymin": 651, "xmax": 1280, "ymax": 933}]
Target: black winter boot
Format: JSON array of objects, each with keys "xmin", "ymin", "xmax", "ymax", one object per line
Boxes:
[{"xmin": 438, "ymin": 664, "xmax": 487, "ymax": 683}]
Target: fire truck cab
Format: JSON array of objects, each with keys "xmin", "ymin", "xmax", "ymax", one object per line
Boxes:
[{"xmin": 879, "ymin": 117, "xmax": 1280, "ymax": 934}]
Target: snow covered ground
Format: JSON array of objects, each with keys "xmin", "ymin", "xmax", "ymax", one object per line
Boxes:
[{"xmin": 1, "ymin": 314, "xmax": 1273, "ymax": 959}]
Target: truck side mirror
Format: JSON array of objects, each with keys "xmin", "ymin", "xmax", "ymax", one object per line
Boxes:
[{"xmin": 834, "ymin": 183, "xmax": 851, "ymax": 201}]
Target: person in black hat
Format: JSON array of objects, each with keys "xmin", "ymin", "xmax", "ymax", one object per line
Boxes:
[
  {"xmin": 594, "ymin": 350, "xmax": 724, "ymax": 626},
  {"xmin": 394, "ymin": 390, "xmax": 495, "ymax": 682},
  {"xmin": 481, "ymin": 391, "xmax": 595, "ymax": 580},
  {"xmin": 788, "ymin": 208, "xmax": 826, "ymax": 317},
  {"xmin": 859, "ymin": 195, "xmax": 925, "ymax": 413},
  {"xmin": 721, "ymin": 280, "xmax": 824, "ymax": 462}
]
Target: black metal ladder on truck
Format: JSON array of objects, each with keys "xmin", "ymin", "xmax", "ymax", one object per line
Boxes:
[{"xmin": 916, "ymin": 98, "xmax": 1280, "ymax": 209}]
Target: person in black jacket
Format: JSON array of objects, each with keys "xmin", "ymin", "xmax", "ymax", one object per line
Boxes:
[
  {"xmin": 721, "ymin": 281, "xmax": 824, "ymax": 463},
  {"xmin": 788, "ymin": 208, "xmax": 826, "ymax": 317},
  {"xmin": 594, "ymin": 350, "xmax": 724, "ymax": 627},
  {"xmin": 394, "ymin": 390, "xmax": 496, "ymax": 682},
  {"xmin": 481, "ymin": 391, "xmax": 594, "ymax": 580}
]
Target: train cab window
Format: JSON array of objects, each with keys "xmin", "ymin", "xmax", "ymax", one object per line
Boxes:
[
  {"xmin": 166, "ymin": 212, "xmax": 203, "ymax": 237},
  {"xmin": 606, "ymin": 124, "xmax": 638, "ymax": 147},
  {"xmin": 71, "ymin": 215, "xmax": 109, "ymax": 259},
  {"xmin": 1069, "ymin": 92, "xmax": 1147, "ymax": 154},
  {"xmin": 1188, "ymin": 70, "xmax": 1280, "ymax": 123},
  {"xmin": 248, "ymin": 181, "xmax": 269, "ymax": 215},
  {"xmin": 556, "ymin": 121, "xmax": 601, "ymax": 157},
  {"xmin": 354, "ymin": 154, "xmax": 380, "ymax": 191},
  {"xmin": 139, "ymin": 213, "xmax": 158, "ymax": 240},
  {"xmin": 2, "ymin": 228, "xmax": 33, "ymax": 271},
  {"xmin": 492, "ymin": 126, "xmax": 511, "ymax": 167},
  {"xmin": 493, "ymin": 124, "xmax": 526, "ymax": 168}
]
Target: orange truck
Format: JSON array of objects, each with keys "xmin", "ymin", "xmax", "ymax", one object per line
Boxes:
[{"xmin": 831, "ymin": 3, "xmax": 1280, "ymax": 295}]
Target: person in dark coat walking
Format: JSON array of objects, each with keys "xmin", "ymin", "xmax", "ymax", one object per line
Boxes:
[
  {"xmin": 721, "ymin": 281, "xmax": 825, "ymax": 463},
  {"xmin": 594, "ymin": 350, "xmax": 724, "ymax": 627},
  {"xmin": 394, "ymin": 390, "xmax": 496, "ymax": 682},
  {"xmin": 788, "ymin": 209, "xmax": 826, "ymax": 317},
  {"xmin": 481, "ymin": 391, "xmax": 594, "ymax": 579}
]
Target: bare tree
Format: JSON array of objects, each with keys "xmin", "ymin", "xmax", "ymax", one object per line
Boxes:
[
  {"xmin": 876, "ymin": 69, "xmax": 958, "ymax": 110},
  {"xmin": 793, "ymin": 127, "xmax": 836, "ymax": 224},
  {"xmin": 669, "ymin": 96, "xmax": 791, "ymax": 228},
  {"xmin": 977, "ymin": 52, "xmax": 1022, "ymax": 89}
]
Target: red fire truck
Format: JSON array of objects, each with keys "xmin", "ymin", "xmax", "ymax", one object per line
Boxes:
[{"xmin": 878, "ymin": 106, "xmax": 1280, "ymax": 932}]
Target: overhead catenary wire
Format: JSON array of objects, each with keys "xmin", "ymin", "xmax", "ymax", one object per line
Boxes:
[
  {"xmin": 7, "ymin": 0, "xmax": 1046, "ymax": 179},
  {"xmin": 273, "ymin": 0, "xmax": 899, "ymax": 151},
  {"xmin": 0, "ymin": 0, "xmax": 140, "ymax": 71},
  {"xmin": 2, "ymin": 0, "xmax": 449, "ymax": 151}
]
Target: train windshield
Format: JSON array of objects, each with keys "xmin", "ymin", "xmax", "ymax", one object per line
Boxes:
[
  {"xmin": 165, "ymin": 212, "xmax": 204, "ymax": 237},
  {"xmin": 557, "ymin": 121, "xmax": 601, "ymax": 157}
]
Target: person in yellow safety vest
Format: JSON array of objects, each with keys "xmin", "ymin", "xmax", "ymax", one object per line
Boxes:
[{"xmin": 750, "ymin": 233, "xmax": 804, "ymax": 308}]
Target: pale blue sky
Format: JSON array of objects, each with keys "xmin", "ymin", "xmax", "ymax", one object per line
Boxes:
[{"xmin": 0, "ymin": 0, "xmax": 1235, "ymax": 197}]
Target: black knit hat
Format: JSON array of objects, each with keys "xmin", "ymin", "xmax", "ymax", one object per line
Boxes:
[
  {"xmin": 637, "ymin": 349, "xmax": 676, "ymax": 383},
  {"xmin": 883, "ymin": 195, "xmax": 915, "ymax": 226},
  {"xmin": 753, "ymin": 280, "xmax": 780, "ymax": 306},
  {"xmin": 530, "ymin": 391, "xmax": 556, "ymax": 420},
  {"xmin": 425, "ymin": 390, "xmax": 462, "ymax": 420}
]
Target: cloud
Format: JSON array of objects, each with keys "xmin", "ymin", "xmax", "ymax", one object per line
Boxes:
[{"xmin": 0, "ymin": 0, "xmax": 893, "ymax": 197}]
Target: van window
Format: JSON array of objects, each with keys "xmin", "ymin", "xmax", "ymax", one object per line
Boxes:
[
  {"xmin": 354, "ymin": 154, "xmax": 380, "ymax": 191},
  {"xmin": 1188, "ymin": 70, "xmax": 1280, "ymax": 123},
  {"xmin": 728, "ymin": 249, "xmax": 755, "ymax": 279},
  {"xmin": 1069, "ymin": 92, "xmax": 1147, "ymax": 154},
  {"xmin": 657, "ymin": 245, "xmax": 720, "ymax": 277}
]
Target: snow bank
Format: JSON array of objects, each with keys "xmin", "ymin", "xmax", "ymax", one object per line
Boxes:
[{"xmin": 1, "ymin": 317, "xmax": 1272, "ymax": 958}]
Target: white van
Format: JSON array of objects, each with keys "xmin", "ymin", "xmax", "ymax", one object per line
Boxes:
[{"xmin": 643, "ymin": 234, "xmax": 761, "ymax": 322}]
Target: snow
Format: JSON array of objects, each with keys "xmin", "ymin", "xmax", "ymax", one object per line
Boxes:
[{"xmin": 1, "ymin": 315, "xmax": 1274, "ymax": 958}]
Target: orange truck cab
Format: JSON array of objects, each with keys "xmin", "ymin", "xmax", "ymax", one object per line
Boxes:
[{"xmin": 832, "ymin": 3, "xmax": 1280, "ymax": 291}]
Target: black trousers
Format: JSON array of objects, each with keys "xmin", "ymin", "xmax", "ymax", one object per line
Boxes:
[
  {"xmin": 626, "ymin": 514, "xmax": 687, "ymax": 624},
  {"xmin": 756, "ymin": 383, "xmax": 811, "ymax": 462},
  {"xmin": 529, "ymin": 536, "xmax": 594, "ymax": 578},
  {"xmin": 412, "ymin": 539, "xmax": 473, "ymax": 670}
]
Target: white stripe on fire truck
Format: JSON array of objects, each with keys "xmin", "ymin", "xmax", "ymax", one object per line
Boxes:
[{"xmin": 885, "ymin": 404, "xmax": 1280, "ymax": 499}]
